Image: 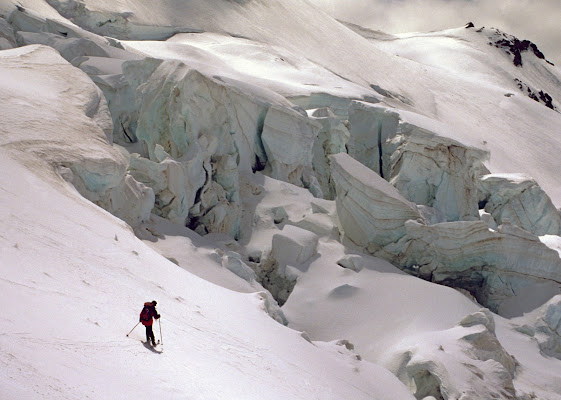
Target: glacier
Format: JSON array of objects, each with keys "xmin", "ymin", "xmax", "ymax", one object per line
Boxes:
[{"xmin": 1, "ymin": 1, "xmax": 561, "ymax": 399}]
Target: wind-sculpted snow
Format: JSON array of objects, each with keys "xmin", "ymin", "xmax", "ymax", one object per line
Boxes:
[
  {"xmin": 478, "ymin": 173, "xmax": 561, "ymax": 236},
  {"xmin": 0, "ymin": 45, "xmax": 153, "ymax": 228},
  {"xmin": 510, "ymin": 295, "xmax": 561, "ymax": 360},
  {"xmin": 386, "ymin": 309, "xmax": 517, "ymax": 400},
  {"xmin": 2, "ymin": 2, "xmax": 561, "ymax": 399}
]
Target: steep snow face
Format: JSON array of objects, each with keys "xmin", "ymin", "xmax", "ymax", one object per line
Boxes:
[
  {"xmin": 8, "ymin": 0, "xmax": 561, "ymax": 209},
  {"xmin": 123, "ymin": 32, "xmax": 376, "ymax": 100},
  {"xmin": 0, "ymin": 45, "xmax": 154, "ymax": 227},
  {"xmin": 363, "ymin": 25, "xmax": 561, "ymax": 207}
]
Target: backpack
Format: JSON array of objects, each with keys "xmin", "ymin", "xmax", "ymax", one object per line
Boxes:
[{"xmin": 140, "ymin": 306, "xmax": 152, "ymax": 323}]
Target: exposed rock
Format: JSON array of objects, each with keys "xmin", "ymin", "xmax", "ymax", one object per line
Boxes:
[
  {"xmin": 329, "ymin": 152, "xmax": 424, "ymax": 250},
  {"xmin": 308, "ymin": 107, "xmax": 350, "ymax": 200},
  {"xmin": 514, "ymin": 79, "xmax": 557, "ymax": 111},
  {"xmin": 487, "ymin": 28, "xmax": 553, "ymax": 67},
  {"xmin": 478, "ymin": 173, "xmax": 561, "ymax": 236}
]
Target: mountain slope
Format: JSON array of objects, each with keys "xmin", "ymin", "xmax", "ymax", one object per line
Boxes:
[
  {"xmin": 0, "ymin": 151, "xmax": 413, "ymax": 399},
  {"xmin": 1, "ymin": 1, "xmax": 561, "ymax": 399}
]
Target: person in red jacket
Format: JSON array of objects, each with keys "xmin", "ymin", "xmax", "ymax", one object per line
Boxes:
[{"xmin": 140, "ymin": 300, "xmax": 160, "ymax": 346}]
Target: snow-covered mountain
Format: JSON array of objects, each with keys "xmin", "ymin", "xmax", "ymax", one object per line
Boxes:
[{"xmin": 1, "ymin": 1, "xmax": 561, "ymax": 399}]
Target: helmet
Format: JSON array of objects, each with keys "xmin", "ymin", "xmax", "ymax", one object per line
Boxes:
[{"xmin": 152, "ymin": 300, "xmax": 157, "ymax": 306}]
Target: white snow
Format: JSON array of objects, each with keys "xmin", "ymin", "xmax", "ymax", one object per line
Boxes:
[
  {"xmin": 0, "ymin": 150, "xmax": 413, "ymax": 400},
  {"xmin": 2, "ymin": 0, "xmax": 561, "ymax": 399}
]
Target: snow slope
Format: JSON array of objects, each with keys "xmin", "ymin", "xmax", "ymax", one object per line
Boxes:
[
  {"xmin": 3, "ymin": 1, "xmax": 561, "ymax": 205},
  {"xmin": 0, "ymin": 151, "xmax": 415, "ymax": 399},
  {"xmin": 2, "ymin": 0, "xmax": 561, "ymax": 399}
]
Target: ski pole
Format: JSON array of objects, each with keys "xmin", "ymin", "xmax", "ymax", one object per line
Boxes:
[
  {"xmin": 159, "ymin": 318, "xmax": 163, "ymax": 345},
  {"xmin": 126, "ymin": 322, "xmax": 140, "ymax": 337}
]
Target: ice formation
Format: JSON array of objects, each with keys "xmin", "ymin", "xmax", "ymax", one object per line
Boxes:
[{"xmin": 2, "ymin": 1, "xmax": 561, "ymax": 399}]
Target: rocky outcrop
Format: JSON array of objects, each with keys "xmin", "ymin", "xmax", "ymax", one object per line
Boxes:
[
  {"xmin": 478, "ymin": 173, "xmax": 561, "ymax": 236},
  {"xmin": 487, "ymin": 27, "xmax": 554, "ymax": 67}
]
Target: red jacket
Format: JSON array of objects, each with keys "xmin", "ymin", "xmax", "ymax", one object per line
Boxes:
[{"xmin": 140, "ymin": 302, "xmax": 160, "ymax": 326}]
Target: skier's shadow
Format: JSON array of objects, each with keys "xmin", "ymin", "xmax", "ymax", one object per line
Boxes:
[{"xmin": 143, "ymin": 342, "xmax": 163, "ymax": 354}]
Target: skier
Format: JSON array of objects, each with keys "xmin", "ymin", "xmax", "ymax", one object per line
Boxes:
[{"xmin": 140, "ymin": 300, "xmax": 160, "ymax": 346}]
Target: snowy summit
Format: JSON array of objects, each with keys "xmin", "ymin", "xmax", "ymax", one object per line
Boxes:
[{"xmin": 1, "ymin": 1, "xmax": 561, "ymax": 399}]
